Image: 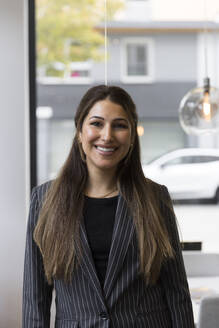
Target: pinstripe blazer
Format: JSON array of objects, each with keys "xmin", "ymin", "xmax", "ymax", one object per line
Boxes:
[{"xmin": 22, "ymin": 180, "xmax": 195, "ymax": 328}]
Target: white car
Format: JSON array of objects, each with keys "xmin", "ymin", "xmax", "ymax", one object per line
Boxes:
[{"xmin": 143, "ymin": 148, "xmax": 219, "ymax": 202}]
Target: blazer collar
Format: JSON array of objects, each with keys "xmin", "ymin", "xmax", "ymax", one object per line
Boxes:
[{"xmin": 78, "ymin": 193, "xmax": 135, "ymax": 304}]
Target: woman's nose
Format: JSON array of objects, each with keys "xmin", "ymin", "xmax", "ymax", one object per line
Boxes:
[{"xmin": 101, "ymin": 125, "xmax": 113, "ymax": 141}]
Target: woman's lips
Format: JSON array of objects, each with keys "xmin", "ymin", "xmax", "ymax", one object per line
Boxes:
[{"xmin": 95, "ymin": 145, "xmax": 118, "ymax": 156}]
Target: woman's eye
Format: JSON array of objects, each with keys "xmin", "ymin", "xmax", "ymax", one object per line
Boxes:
[
  {"xmin": 113, "ymin": 123, "xmax": 128, "ymax": 129},
  {"xmin": 90, "ymin": 121, "xmax": 102, "ymax": 127},
  {"xmin": 90, "ymin": 121, "xmax": 128, "ymax": 129}
]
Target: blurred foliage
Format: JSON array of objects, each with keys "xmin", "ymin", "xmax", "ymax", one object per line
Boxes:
[{"xmin": 36, "ymin": 0, "xmax": 123, "ymax": 71}]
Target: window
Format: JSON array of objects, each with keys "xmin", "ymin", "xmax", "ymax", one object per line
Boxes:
[
  {"xmin": 121, "ymin": 38, "xmax": 154, "ymax": 83},
  {"xmin": 163, "ymin": 156, "xmax": 193, "ymax": 167},
  {"xmin": 69, "ymin": 63, "xmax": 89, "ymax": 77},
  {"xmin": 193, "ymin": 156, "xmax": 219, "ymax": 163},
  {"xmin": 64, "ymin": 61, "xmax": 92, "ymax": 84},
  {"xmin": 160, "ymin": 154, "xmax": 219, "ymax": 169},
  {"xmin": 163, "ymin": 157, "xmax": 184, "ymax": 166},
  {"xmin": 38, "ymin": 61, "xmax": 92, "ymax": 84}
]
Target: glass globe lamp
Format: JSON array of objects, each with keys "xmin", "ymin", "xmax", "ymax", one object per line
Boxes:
[{"xmin": 179, "ymin": 78, "xmax": 219, "ymax": 135}]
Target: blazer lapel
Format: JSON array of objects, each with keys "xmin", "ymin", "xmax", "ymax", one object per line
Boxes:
[
  {"xmin": 104, "ymin": 194, "xmax": 135, "ymax": 299},
  {"xmin": 77, "ymin": 218, "xmax": 106, "ymax": 308}
]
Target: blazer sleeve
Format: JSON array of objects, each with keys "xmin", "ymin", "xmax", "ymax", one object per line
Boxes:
[
  {"xmin": 22, "ymin": 186, "xmax": 53, "ymax": 328},
  {"xmin": 159, "ymin": 185, "xmax": 195, "ymax": 328}
]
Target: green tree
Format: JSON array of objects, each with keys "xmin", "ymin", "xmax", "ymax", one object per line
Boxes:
[{"xmin": 36, "ymin": 0, "xmax": 123, "ymax": 75}]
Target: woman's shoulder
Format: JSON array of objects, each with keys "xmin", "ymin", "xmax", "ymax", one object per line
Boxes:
[
  {"xmin": 144, "ymin": 178, "xmax": 171, "ymax": 204},
  {"xmin": 32, "ymin": 180, "xmax": 54, "ymax": 201},
  {"xmin": 145, "ymin": 177, "xmax": 166, "ymax": 193}
]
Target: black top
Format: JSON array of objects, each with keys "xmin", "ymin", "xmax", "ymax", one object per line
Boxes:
[{"xmin": 83, "ymin": 195, "xmax": 118, "ymax": 288}]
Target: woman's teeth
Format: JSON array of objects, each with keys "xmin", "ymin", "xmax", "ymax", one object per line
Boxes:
[{"xmin": 96, "ymin": 146, "xmax": 116, "ymax": 152}]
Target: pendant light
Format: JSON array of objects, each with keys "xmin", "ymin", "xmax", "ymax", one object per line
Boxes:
[{"xmin": 178, "ymin": 1, "xmax": 219, "ymax": 135}]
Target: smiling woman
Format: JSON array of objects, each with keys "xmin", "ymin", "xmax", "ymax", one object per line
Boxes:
[
  {"xmin": 22, "ymin": 85, "xmax": 195, "ymax": 328},
  {"xmin": 78, "ymin": 99, "xmax": 132, "ymax": 186}
]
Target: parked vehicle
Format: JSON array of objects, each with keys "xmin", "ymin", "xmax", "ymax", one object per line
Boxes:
[{"xmin": 143, "ymin": 148, "xmax": 219, "ymax": 202}]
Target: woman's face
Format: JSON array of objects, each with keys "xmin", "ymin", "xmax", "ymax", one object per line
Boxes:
[{"xmin": 79, "ymin": 99, "xmax": 132, "ymax": 174}]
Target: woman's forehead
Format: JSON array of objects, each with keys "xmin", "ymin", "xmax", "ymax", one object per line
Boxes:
[{"xmin": 86, "ymin": 99, "xmax": 129, "ymax": 120}]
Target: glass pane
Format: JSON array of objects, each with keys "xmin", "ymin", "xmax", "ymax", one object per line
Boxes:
[
  {"xmin": 193, "ymin": 156, "xmax": 219, "ymax": 163},
  {"xmin": 138, "ymin": 120, "xmax": 185, "ymax": 164},
  {"xmin": 37, "ymin": 118, "xmax": 75, "ymax": 185},
  {"xmin": 35, "ymin": 0, "xmax": 219, "ymax": 256},
  {"xmin": 164, "ymin": 157, "xmax": 184, "ymax": 166}
]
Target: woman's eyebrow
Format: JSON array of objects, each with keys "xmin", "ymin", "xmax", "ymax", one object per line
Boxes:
[
  {"xmin": 89, "ymin": 116, "xmax": 128, "ymax": 122},
  {"xmin": 89, "ymin": 116, "xmax": 104, "ymax": 120}
]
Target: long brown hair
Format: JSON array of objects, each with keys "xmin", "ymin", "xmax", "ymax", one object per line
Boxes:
[{"xmin": 34, "ymin": 85, "xmax": 174, "ymax": 285}]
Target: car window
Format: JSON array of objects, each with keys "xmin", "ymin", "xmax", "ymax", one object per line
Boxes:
[
  {"xmin": 192, "ymin": 156, "xmax": 219, "ymax": 163},
  {"xmin": 163, "ymin": 158, "xmax": 182, "ymax": 166},
  {"xmin": 162, "ymin": 155, "xmax": 219, "ymax": 167},
  {"xmin": 163, "ymin": 156, "xmax": 191, "ymax": 167}
]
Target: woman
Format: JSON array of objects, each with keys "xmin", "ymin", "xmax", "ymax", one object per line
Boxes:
[{"xmin": 22, "ymin": 85, "xmax": 194, "ymax": 327}]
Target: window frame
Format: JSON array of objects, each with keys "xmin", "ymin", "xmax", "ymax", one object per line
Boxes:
[
  {"xmin": 121, "ymin": 37, "xmax": 155, "ymax": 84},
  {"xmin": 29, "ymin": 0, "xmax": 37, "ymax": 188}
]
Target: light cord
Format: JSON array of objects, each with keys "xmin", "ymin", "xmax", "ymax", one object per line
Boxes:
[
  {"xmin": 104, "ymin": 0, "xmax": 108, "ymax": 85},
  {"xmin": 203, "ymin": 0, "xmax": 208, "ymax": 78}
]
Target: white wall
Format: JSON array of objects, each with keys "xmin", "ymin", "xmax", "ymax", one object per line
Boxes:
[
  {"xmin": 153, "ymin": 0, "xmax": 219, "ymax": 21},
  {"xmin": 155, "ymin": 33, "xmax": 197, "ymax": 82},
  {"xmin": 92, "ymin": 33, "xmax": 197, "ymax": 83},
  {"xmin": 115, "ymin": 0, "xmax": 153, "ymax": 21},
  {"xmin": 0, "ymin": 0, "xmax": 29, "ymax": 327}
]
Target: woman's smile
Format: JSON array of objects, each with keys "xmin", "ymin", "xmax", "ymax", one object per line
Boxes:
[{"xmin": 94, "ymin": 145, "xmax": 118, "ymax": 156}]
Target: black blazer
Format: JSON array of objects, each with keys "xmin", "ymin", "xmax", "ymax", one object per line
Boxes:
[{"xmin": 22, "ymin": 181, "xmax": 195, "ymax": 327}]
